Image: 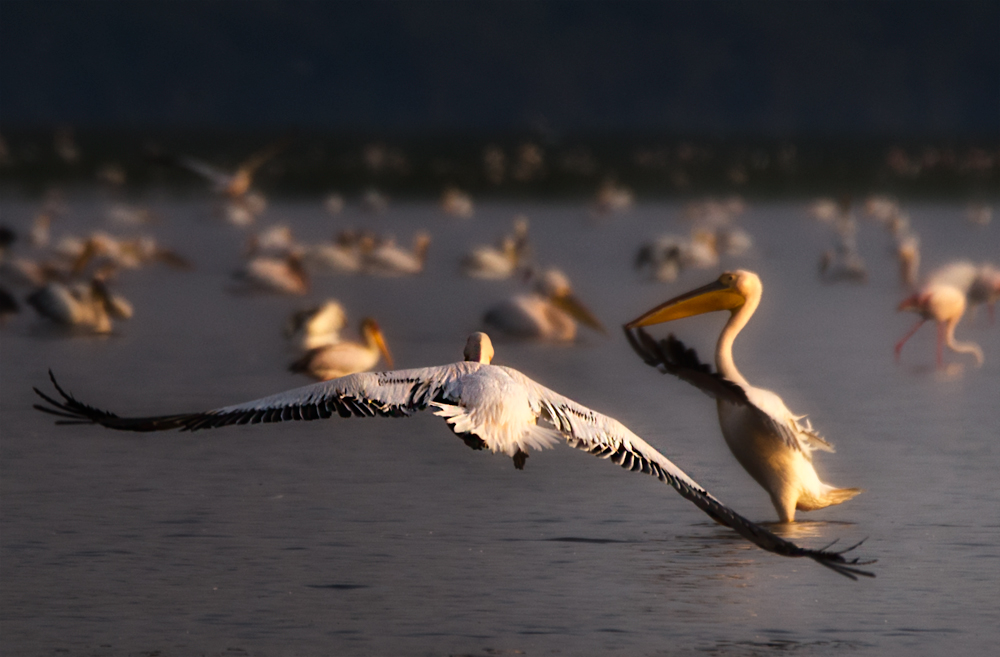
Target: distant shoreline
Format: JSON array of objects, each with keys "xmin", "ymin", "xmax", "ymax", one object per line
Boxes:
[{"xmin": 1, "ymin": 128, "xmax": 997, "ymax": 199}]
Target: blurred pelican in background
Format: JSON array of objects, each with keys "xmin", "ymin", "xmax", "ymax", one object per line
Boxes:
[
  {"xmin": 301, "ymin": 229, "xmax": 376, "ymax": 274},
  {"xmin": 635, "ymin": 228, "xmax": 719, "ymax": 283},
  {"xmin": 625, "ymin": 270, "xmax": 862, "ymax": 523},
  {"xmin": 246, "ymin": 224, "xmax": 298, "ymax": 258},
  {"xmin": 593, "ymin": 179, "xmax": 634, "ymax": 215},
  {"xmin": 441, "ymin": 186, "xmax": 474, "ymax": 218},
  {"xmin": 234, "ymin": 252, "xmax": 309, "ymax": 295},
  {"xmin": 363, "ymin": 231, "xmax": 431, "ymax": 276},
  {"xmin": 483, "ymin": 268, "xmax": 606, "ymax": 341},
  {"xmin": 818, "ymin": 209, "xmax": 867, "ymax": 283},
  {"xmin": 289, "ymin": 317, "xmax": 393, "ymax": 380},
  {"xmin": 285, "ymin": 300, "xmax": 347, "ymax": 350},
  {"xmin": 895, "ymin": 283, "xmax": 983, "ymax": 369},
  {"xmin": 26, "ymin": 278, "xmax": 132, "ymax": 334},
  {"xmin": 461, "ymin": 216, "xmax": 530, "ymax": 280}
]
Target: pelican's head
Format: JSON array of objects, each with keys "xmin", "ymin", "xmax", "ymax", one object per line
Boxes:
[
  {"xmin": 360, "ymin": 318, "xmax": 394, "ymax": 368},
  {"xmin": 625, "ymin": 270, "xmax": 760, "ymax": 328},
  {"xmin": 463, "ymin": 332, "xmax": 495, "ymax": 364}
]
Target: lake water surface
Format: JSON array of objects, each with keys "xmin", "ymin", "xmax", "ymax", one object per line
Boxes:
[{"xmin": 2, "ymin": 194, "xmax": 998, "ymax": 656}]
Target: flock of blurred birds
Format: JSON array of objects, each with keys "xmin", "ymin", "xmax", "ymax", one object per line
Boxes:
[{"xmin": 1, "ymin": 137, "xmax": 997, "ymax": 379}]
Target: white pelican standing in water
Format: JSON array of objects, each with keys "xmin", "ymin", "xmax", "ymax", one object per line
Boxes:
[
  {"xmin": 625, "ymin": 270, "xmax": 862, "ymax": 523},
  {"xmin": 289, "ymin": 318, "xmax": 393, "ymax": 380},
  {"xmin": 33, "ymin": 332, "xmax": 872, "ymax": 578},
  {"xmin": 483, "ymin": 268, "xmax": 607, "ymax": 341}
]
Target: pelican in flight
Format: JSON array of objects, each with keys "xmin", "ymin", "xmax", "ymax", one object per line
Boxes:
[
  {"xmin": 33, "ymin": 332, "xmax": 872, "ymax": 578},
  {"xmin": 150, "ymin": 138, "xmax": 289, "ymax": 201},
  {"xmin": 289, "ymin": 318, "xmax": 393, "ymax": 380},
  {"xmin": 895, "ymin": 283, "xmax": 983, "ymax": 368},
  {"xmin": 625, "ymin": 270, "xmax": 862, "ymax": 523},
  {"xmin": 483, "ymin": 268, "xmax": 607, "ymax": 341}
]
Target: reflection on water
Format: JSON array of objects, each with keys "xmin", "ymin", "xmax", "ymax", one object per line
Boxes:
[{"xmin": 1, "ymin": 196, "xmax": 998, "ymax": 655}]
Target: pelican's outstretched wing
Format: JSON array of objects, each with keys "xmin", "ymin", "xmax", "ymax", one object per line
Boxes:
[
  {"xmin": 34, "ymin": 365, "xmax": 873, "ymax": 579},
  {"xmin": 625, "ymin": 327, "xmax": 748, "ymax": 404},
  {"xmin": 32, "ymin": 365, "xmax": 478, "ymax": 432},
  {"xmin": 625, "ymin": 328, "xmax": 830, "ymax": 456},
  {"xmin": 508, "ymin": 369, "xmax": 874, "ymax": 580}
]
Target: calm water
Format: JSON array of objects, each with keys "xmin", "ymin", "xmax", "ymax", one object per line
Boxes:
[{"xmin": 2, "ymin": 194, "xmax": 998, "ymax": 656}]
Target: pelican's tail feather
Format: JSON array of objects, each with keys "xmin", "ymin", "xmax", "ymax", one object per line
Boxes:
[{"xmin": 797, "ymin": 486, "xmax": 863, "ymax": 512}]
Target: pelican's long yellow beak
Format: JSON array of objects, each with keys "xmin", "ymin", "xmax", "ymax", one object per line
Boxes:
[
  {"xmin": 363, "ymin": 319, "xmax": 394, "ymax": 368},
  {"xmin": 625, "ymin": 277, "xmax": 745, "ymax": 328},
  {"xmin": 552, "ymin": 293, "xmax": 608, "ymax": 335}
]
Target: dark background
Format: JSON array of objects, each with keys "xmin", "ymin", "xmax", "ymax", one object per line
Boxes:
[
  {"xmin": 3, "ymin": 0, "xmax": 997, "ymax": 135},
  {"xmin": 1, "ymin": 1, "xmax": 997, "ymax": 196}
]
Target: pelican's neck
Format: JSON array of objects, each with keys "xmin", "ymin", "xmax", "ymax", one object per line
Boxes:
[{"xmin": 715, "ymin": 297, "xmax": 758, "ymax": 388}]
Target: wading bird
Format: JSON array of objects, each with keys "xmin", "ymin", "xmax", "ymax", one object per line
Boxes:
[
  {"xmin": 895, "ymin": 283, "xmax": 984, "ymax": 368},
  {"xmin": 33, "ymin": 332, "xmax": 872, "ymax": 578},
  {"xmin": 625, "ymin": 270, "xmax": 862, "ymax": 523}
]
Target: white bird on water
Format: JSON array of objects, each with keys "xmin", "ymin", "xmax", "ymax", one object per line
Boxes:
[
  {"xmin": 26, "ymin": 278, "xmax": 133, "ymax": 334},
  {"xmin": 289, "ymin": 318, "xmax": 393, "ymax": 381},
  {"xmin": 363, "ymin": 232, "xmax": 431, "ymax": 277},
  {"xmin": 625, "ymin": 270, "xmax": 862, "ymax": 523},
  {"xmin": 483, "ymin": 268, "xmax": 607, "ymax": 341},
  {"xmin": 33, "ymin": 332, "xmax": 872, "ymax": 578}
]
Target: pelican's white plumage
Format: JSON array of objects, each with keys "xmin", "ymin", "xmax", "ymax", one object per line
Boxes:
[
  {"xmin": 626, "ymin": 270, "xmax": 861, "ymax": 523},
  {"xmin": 34, "ymin": 332, "xmax": 872, "ymax": 578}
]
